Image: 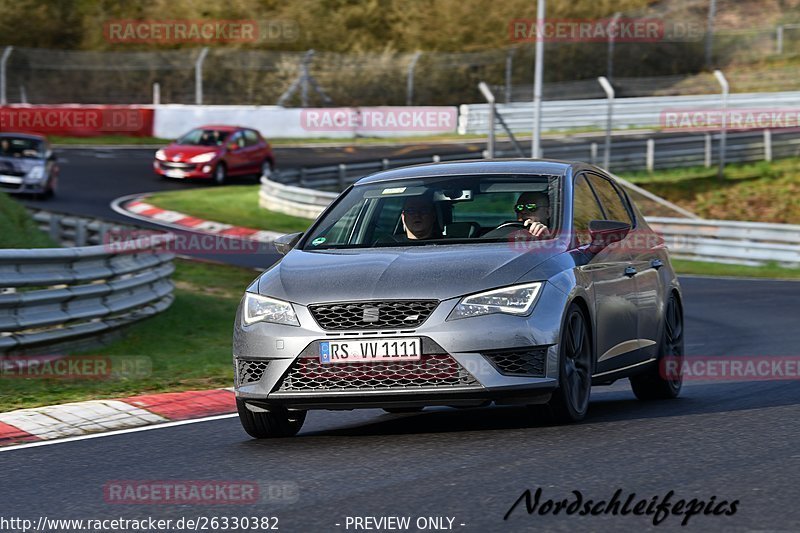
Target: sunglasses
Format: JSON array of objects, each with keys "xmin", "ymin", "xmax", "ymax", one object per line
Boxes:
[{"xmin": 514, "ymin": 203, "xmax": 547, "ymax": 212}]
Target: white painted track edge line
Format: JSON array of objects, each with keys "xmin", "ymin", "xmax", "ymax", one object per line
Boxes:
[{"xmin": 0, "ymin": 413, "xmax": 239, "ymax": 453}]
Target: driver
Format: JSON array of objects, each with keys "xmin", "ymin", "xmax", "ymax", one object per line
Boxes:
[{"xmin": 514, "ymin": 192, "xmax": 551, "ymax": 238}]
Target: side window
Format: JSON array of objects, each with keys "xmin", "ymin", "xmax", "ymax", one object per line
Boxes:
[
  {"xmin": 586, "ymin": 174, "xmax": 633, "ymax": 225},
  {"xmin": 322, "ymin": 202, "xmax": 365, "ymax": 245},
  {"xmin": 229, "ymin": 132, "xmax": 245, "ymax": 149},
  {"xmin": 573, "ymin": 175, "xmax": 605, "ymax": 246},
  {"xmin": 451, "ymin": 192, "xmax": 518, "ymax": 227},
  {"xmin": 244, "ymin": 130, "xmax": 259, "ymax": 146},
  {"xmin": 371, "ymin": 197, "xmax": 405, "ymax": 238}
]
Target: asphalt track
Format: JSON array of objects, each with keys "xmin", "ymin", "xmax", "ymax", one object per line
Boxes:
[{"xmin": 1, "ymin": 276, "xmax": 799, "ymax": 532}]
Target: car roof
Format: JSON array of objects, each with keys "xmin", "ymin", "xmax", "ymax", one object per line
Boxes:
[
  {"xmin": 0, "ymin": 132, "xmax": 47, "ymax": 141},
  {"xmin": 353, "ymin": 159, "xmax": 590, "ymax": 186},
  {"xmin": 194, "ymin": 125, "xmax": 244, "ymax": 132}
]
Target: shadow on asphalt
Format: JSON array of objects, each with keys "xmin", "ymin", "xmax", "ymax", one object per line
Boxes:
[{"xmin": 237, "ymin": 380, "xmax": 800, "ymax": 441}]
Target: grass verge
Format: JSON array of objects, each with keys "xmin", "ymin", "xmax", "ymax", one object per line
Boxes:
[
  {"xmin": 146, "ymin": 185, "xmax": 313, "ymax": 233},
  {"xmin": 672, "ymin": 259, "xmax": 800, "ymax": 280},
  {"xmin": 0, "ymin": 259, "xmax": 258, "ymax": 412},
  {"xmin": 0, "ymin": 192, "xmax": 57, "ymax": 248},
  {"xmin": 620, "ymin": 157, "xmax": 800, "ymax": 224}
]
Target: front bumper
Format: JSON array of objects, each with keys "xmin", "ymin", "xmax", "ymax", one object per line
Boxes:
[
  {"xmin": 153, "ymin": 160, "xmax": 215, "ymax": 179},
  {"xmin": 0, "ymin": 176, "xmax": 51, "ymax": 194},
  {"xmin": 232, "ymin": 283, "xmax": 567, "ymax": 410}
]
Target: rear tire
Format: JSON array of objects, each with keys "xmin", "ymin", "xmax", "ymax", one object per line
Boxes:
[
  {"xmin": 236, "ymin": 399, "xmax": 305, "ymax": 438},
  {"xmin": 631, "ymin": 293, "xmax": 684, "ymax": 400},
  {"xmin": 542, "ymin": 303, "xmax": 593, "ymax": 423}
]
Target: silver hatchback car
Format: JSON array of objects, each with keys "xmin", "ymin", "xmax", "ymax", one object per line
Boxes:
[{"xmin": 233, "ymin": 160, "xmax": 685, "ymax": 437}]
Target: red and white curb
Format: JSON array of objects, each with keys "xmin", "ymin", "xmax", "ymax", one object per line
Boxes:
[
  {"xmin": 0, "ymin": 389, "xmax": 236, "ymax": 447},
  {"xmin": 110, "ymin": 193, "xmax": 284, "ymax": 243}
]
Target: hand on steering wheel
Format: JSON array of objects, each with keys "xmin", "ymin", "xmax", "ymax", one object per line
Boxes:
[{"xmin": 522, "ymin": 219, "xmax": 550, "ymax": 238}]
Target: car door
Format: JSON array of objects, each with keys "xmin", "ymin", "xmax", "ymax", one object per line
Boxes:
[
  {"xmin": 576, "ymin": 173, "xmax": 640, "ymax": 374},
  {"xmin": 242, "ymin": 129, "xmax": 265, "ymax": 173},
  {"xmin": 225, "ymin": 131, "xmax": 248, "ymax": 174}
]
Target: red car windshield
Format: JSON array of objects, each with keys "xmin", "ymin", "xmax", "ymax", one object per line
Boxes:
[{"xmin": 176, "ymin": 128, "xmax": 231, "ymax": 146}]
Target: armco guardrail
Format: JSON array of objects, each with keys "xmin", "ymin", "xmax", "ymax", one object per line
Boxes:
[
  {"xmin": 1, "ymin": 212, "xmax": 175, "ymax": 355},
  {"xmin": 28, "ymin": 208, "xmax": 135, "ymax": 247},
  {"xmin": 459, "ymin": 91, "xmax": 800, "ymax": 134},
  {"xmin": 272, "ymin": 129, "xmax": 800, "ymax": 180},
  {"xmin": 647, "ymin": 217, "xmax": 800, "ymax": 267}
]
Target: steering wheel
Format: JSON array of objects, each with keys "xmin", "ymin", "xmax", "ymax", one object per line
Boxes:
[{"xmin": 482, "ymin": 221, "xmax": 528, "ymax": 239}]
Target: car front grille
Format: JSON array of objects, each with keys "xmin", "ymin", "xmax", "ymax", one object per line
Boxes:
[
  {"xmin": 160, "ymin": 161, "xmax": 196, "ymax": 170},
  {"xmin": 236, "ymin": 359, "xmax": 270, "ymax": 385},
  {"xmin": 483, "ymin": 348, "xmax": 548, "ymax": 377},
  {"xmin": 275, "ymin": 354, "xmax": 479, "ymax": 393},
  {"xmin": 308, "ymin": 300, "xmax": 438, "ymax": 331}
]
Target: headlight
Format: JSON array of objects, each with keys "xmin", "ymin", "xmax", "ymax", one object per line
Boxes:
[
  {"xmin": 26, "ymin": 166, "xmax": 45, "ymax": 182},
  {"xmin": 448, "ymin": 282, "xmax": 543, "ymax": 320},
  {"xmin": 242, "ymin": 292, "xmax": 299, "ymax": 326},
  {"xmin": 155, "ymin": 149, "xmax": 166, "ymax": 161},
  {"xmin": 188, "ymin": 152, "xmax": 217, "ymax": 163}
]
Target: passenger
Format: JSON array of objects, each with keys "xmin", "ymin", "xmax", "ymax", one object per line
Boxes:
[
  {"xmin": 514, "ymin": 191, "xmax": 551, "ymax": 238},
  {"xmin": 401, "ymin": 194, "xmax": 440, "ymax": 240}
]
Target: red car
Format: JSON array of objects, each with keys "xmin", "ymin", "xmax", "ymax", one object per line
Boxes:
[{"xmin": 153, "ymin": 125, "xmax": 275, "ymax": 185}]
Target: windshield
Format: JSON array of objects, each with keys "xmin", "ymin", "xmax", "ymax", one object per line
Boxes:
[
  {"xmin": 0, "ymin": 137, "xmax": 44, "ymax": 159},
  {"xmin": 176, "ymin": 128, "xmax": 230, "ymax": 146},
  {"xmin": 302, "ymin": 174, "xmax": 560, "ymax": 251}
]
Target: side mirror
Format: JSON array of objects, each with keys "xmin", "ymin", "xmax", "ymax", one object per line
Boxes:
[
  {"xmin": 587, "ymin": 220, "xmax": 631, "ymax": 254},
  {"xmin": 274, "ymin": 232, "xmax": 303, "ymax": 255}
]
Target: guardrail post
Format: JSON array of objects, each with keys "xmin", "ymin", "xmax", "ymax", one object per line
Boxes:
[
  {"xmin": 590, "ymin": 142, "xmax": 598, "ymax": 165},
  {"xmin": 764, "ymin": 129, "xmax": 772, "ymax": 162},
  {"xmin": 152, "ymin": 82, "xmax": 160, "ymax": 105},
  {"xmin": 48, "ymin": 214, "xmax": 61, "ymax": 243},
  {"xmin": 75, "ymin": 219, "xmax": 88, "ymax": 247},
  {"xmin": 704, "ymin": 133, "xmax": 712, "ymax": 168},
  {"xmin": 382, "ymin": 158, "xmax": 390, "ymax": 170},
  {"xmin": 338, "ymin": 164, "xmax": 347, "ymax": 190},
  {"xmin": 299, "ymin": 168, "xmax": 307, "ymax": 187},
  {"xmin": 646, "ymin": 138, "xmax": 655, "ymax": 172},
  {"xmin": 432, "ymin": 155, "xmax": 441, "ymax": 163}
]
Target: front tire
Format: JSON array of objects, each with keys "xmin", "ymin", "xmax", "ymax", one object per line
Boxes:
[
  {"xmin": 236, "ymin": 400, "xmax": 305, "ymax": 438},
  {"xmin": 630, "ymin": 293, "xmax": 684, "ymax": 400},
  {"xmin": 213, "ymin": 162, "xmax": 227, "ymax": 185},
  {"xmin": 544, "ymin": 303, "xmax": 593, "ymax": 423}
]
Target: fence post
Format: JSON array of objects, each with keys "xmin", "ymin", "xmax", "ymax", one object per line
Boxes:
[
  {"xmin": 406, "ymin": 51, "xmax": 422, "ymax": 106},
  {"xmin": 646, "ymin": 138, "xmax": 655, "ymax": 172},
  {"xmin": 75, "ymin": 219, "xmax": 88, "ymax": 247},
  {"xmin": 338, "ymin": 164, "xmax": 347, "ymax": 190},
  {"xmin": 504, "ymin": 47, "xmax": 516, "ymax": 103},
  {"xmin": 590, "ymin": 142, "xmax": 598, "ymax": 165},
  {"xmin": 478, "ymin": 82, "xmax": 496, "ymax": 158},
  {"xmin": 713, "ymin": 69, "xmax": 728, "ymax": 180},
  {"xmin": 152, "ymin": 82, "xmax": 160, "ymax": 105},
  {"xmin": 0, "ymin": 46, "xmax": 13, "ymax": 105},
  {"xmin": 777, "ymin": 25, "xmax": 784, "ymax": 54},
  {"xmin": 764, "ymin": 129, "xmax": 772, "ymax": 162},
  {"xmin": 598, "ymin": 76, "xmax": 615, "ymax": 170},
  {"xmin": 195, "ymin": 47, "xmax": 209, "ymax": 105},
  {"xmin": 704, "ymin": 133, "xmax": 712, "ymax": 168}
]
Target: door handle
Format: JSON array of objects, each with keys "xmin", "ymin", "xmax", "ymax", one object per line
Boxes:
[
  {"xmin": 624, "ymin": 266, "xmax": 637, "ymax": 277},
  {"xmin": 651, "ymin": 259, "xmax": 664, "ymax": 270}
]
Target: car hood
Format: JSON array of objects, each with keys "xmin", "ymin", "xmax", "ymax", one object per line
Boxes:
[
  {"xmin": 161, "ymin": 145, "xmax": 221, "ymax": 160},
  {"xmin": 257, "ymin": 243, "xmax": 565, "ymax": 304},
  {"xmin": 0, "ymin": 156, "xmax": 42, "ymax": 173}
]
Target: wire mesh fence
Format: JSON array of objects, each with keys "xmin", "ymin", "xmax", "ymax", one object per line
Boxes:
[{"xmin": 2, "ymin": 23, "xmax": 800, "ymax": 106}]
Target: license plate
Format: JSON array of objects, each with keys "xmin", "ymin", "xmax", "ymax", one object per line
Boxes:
[
  {"xmin": 319, "ymin": 338, "xmax": 421, "ymax": 364},
  {"xmin": 0, "ymin": 175, "xmax": 22, "ymax": 184},
  {"xmin": 164, "ymin": 169, "xmax": 185, "ymax": 178}
]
